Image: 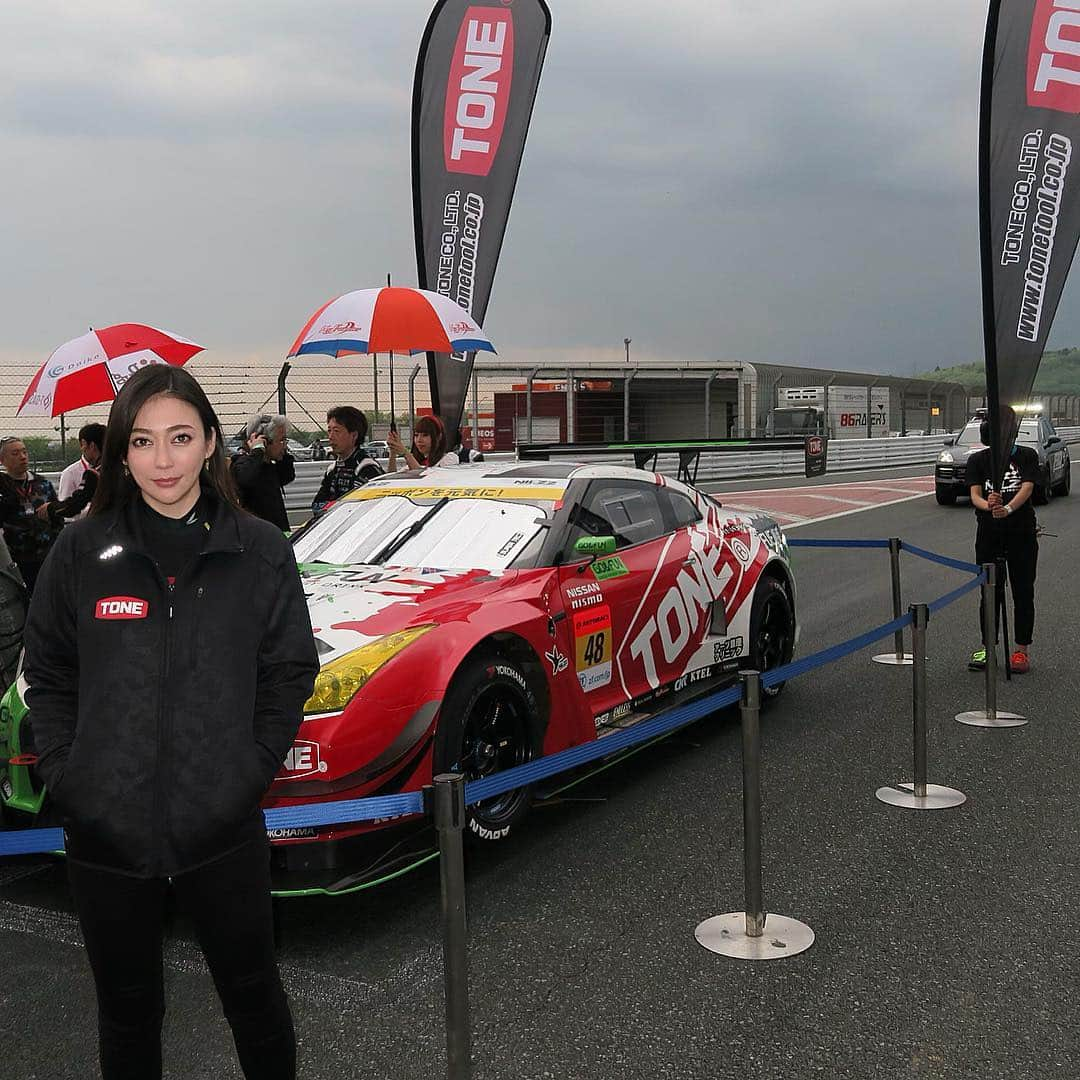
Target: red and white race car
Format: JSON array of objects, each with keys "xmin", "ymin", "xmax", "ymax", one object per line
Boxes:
[{"xmin": 269, "ymin": 461, "xmax": 798, "ymax": 889}]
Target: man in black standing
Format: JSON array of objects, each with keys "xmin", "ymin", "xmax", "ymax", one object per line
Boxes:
[
  {"xmin": 230, "ymin": 414, "xmax": 295, "ymax": 532},
  {"xmin": 965, "ymin": 407, "xmax": 1040, "ymax": 674},
  {"xmin": 0, "ymin": 437, "xmax": 63, "ymax": 594},
  {"xmin": 311, "ymin": 406, "xmax": 383, "ymax": 517}
]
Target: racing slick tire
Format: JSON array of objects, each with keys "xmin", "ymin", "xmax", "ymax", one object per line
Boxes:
[
  {"xmin": 748, "ymin": 577, "xmax": 795, "ymax": 701},
  {"xmin": 1052, "ymin": 462, "xmax": 1071, "ymax": 497},
  {"xmin": 434, "ymin": 652, "xmax": 545, "ymax": 843},
  {"xmin": 935, "ymin": 485, "xmax": 957, "ymax": 506}
]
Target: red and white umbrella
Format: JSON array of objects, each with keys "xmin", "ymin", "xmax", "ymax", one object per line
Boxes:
[
  {"xmin": 18, "ymin": 324, "xmax": 204, "ymax": 417},
  {"xmin": 286, "ymin": 287, "xmax": 496, "ymax": 359}
]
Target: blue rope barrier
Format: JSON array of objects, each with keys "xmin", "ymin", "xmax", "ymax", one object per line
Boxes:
[
  {"xmin": 0, "ymin": 827, "xmax": 63, "ymax": 856},
  {"xmin": 927, "ymin": 572, "xmax": 985, "ymax": 615},
  {"xmin": 465, "ymin": 684, "xmax": 743, "ymax": 806},
  {"xmin": 788, "ymin": 538, "xmax": 891, "ymax": 549},
  {"xmin": 0, "ymin": 537, "xmax": 988, "ymax": 859},
  {"xmin": 901, "ymin": 542, "xmax": 981, "ymax": 575},
  {"xmin": 762, "ymin": 613, "xmax": 912, "ymax": 688},
  {"xmin": 263, "ymin": 791, "xmax": 423, "ymax": 830}
]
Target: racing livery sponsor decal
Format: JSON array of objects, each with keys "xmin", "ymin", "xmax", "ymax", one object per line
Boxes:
[
  {"xmin": 280, "ymin": 740, "xmax": 329, "ymax": 780},
  {"xmin": 266, "ymin": 826, "xmax": 319, "ymax": 840},
  {"xmin": 544, "ymin": 643, "xmax": 569, "ymax": 676},
  {"xmin": 574, "ymin": 605, "xmax": 612, "ymax": 691},
  {"xmin": 347, "ymin": 485, "xmax": 563, "ymax": 502},
  {"xmin": 590, "ymin": 555, "xmax": 629, "ymax": 581},
  {"xmin": 567, "ymin": 580, "xmax": 604, "ymax": 610},
  {"xmin": 714, "ymin": 636, "xmax": 745, "ymax": 663},
  {"xmin": 620, "ymin": 506, "xmax": 769, "ymax": 692},
  {"xmin": 491, "ymin": 663, "xmax": 529, "ymax": 691},
  {"xmin": 94, "ymin": 596, "xmax": 148, "ymax": 620}
]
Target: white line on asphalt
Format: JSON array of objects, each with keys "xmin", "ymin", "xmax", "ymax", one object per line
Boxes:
[
  {"xmin": 0, "ymin": 863, "xmax": 52, "ymax": 886},
  {"xmin": 0, "ymin": 898, "xmax": 437, "ymax": 1010},
  {"xmin": 783, "ymin": 490, "xmax": 934, "ymax": 530}
]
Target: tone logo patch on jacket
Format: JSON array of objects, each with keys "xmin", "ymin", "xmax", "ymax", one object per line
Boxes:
[{"xmin": 95, "ymin": 596, "xmax": 149, "ymax": 620}]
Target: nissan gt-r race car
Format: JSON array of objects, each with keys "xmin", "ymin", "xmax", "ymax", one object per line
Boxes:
[{"xmin": 1, "ymin": 462, "xmax": 798, "ymax": 894}]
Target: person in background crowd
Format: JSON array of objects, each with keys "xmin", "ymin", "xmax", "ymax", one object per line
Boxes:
[
  {"xmin": 230, "ymin": 413, "xmax": 295, "ymax": 532},
  {"xmin": 57, "ymin": 423, "xmax": 106, "ymax": 521},
  {"xmin": 311, "ymin": 406, "xmax": 382, "ymax": 517},
  {"xmin": 310, "ymin": 437, "xmax": 326, "ymax": 461},
  {"xmin": 0, "ymin": 437, "xmax": 62, "ymax": 593},
  {"xmin": 966, "ymin": 406, "xmax": 1040, "ymax": 674},
  {"xmin": 452, "ymin": 437, "xmax": 485, "ymax": 464},
  {"xmin": 23, "ymin": 364, "xmax": 318, "ymax": 1080},
  {"xmin": 386, "ymin": 415, "xmax": 457, "ymax": 471}
]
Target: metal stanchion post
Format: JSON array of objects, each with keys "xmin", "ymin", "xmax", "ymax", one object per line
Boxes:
[
  {"xmin": 695, "ymin": 671, "xmax": 814, "ymax": 960},
  {"xmin": 434, "ymin": 773, "xmax": 472, "ymax": 1080},
  {"xmin": 956, "ymin": 563, "xmax": 1026, "ymax": 727},
  {"xmin": 877, "ymin": 605, "xmax": 966, "ymax": 809},
  {"xmin": 873, "ymin": 537, "xmax": 913, "ymax": 666}
]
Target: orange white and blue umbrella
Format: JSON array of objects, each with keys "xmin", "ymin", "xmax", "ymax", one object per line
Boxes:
[
  {"xmin": 286, "ymin": 287, "xmax": 496, "ymax": 359},
  {"xmin": 18, "ymin": 323, "xmax": 204, "ymax": 417}
]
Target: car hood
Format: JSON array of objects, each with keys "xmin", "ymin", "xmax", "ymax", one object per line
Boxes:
[{"xmin": 299, "ymin": 564, "xmax": 529, "ymax": 662}]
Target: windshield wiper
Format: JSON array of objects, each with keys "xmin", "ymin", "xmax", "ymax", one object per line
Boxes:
[{"xmin": 368, "ymin": 497, "xmax": 450, "ymax": 565}]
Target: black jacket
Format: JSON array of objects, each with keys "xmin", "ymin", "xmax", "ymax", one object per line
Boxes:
[
  {"xmin": 231, "ymin": 449, "xmax": 295, "ymax": 531},
  {"xmin": 312, "ymin": 448, "xmax": 383, "ymax": 516},
  {"xmin": 22, "ymin": 488, "xmax": 319, "ymax": 878}
]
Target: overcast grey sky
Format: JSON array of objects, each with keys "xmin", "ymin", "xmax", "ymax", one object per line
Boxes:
[{"xmin": 4, "ymin": 0, "xmax": 1078, "ymax": 380}]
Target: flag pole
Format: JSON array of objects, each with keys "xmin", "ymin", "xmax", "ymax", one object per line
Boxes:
[
  {"xmin": 978, "ymin": 0, "xmax": 1004, "ymax": 490},
  {"xmin": 388, "ymin": 272, "xmax": 396, "ymax": 433}
]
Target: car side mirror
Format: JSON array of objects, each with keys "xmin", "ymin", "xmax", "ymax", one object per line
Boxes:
[
  {"xmin": 942, "ymin": 437, "xmax": 955, "ymax": 446},
  {"xmin": 1047, "ymin": 435, "xmax": 1061, "ymax": 446},
  {"xmin": 573, "ymin": 534, "xmax": 617, "ymax": 575}
]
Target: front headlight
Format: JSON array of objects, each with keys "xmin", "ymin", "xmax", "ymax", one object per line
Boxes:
[
  {"xmin": 938, "ymin": 451, "xmax": 954, "ymax": 463},
  {"xmin": 304, "ymin": 624, "xmax": 436, "ymax": 715}
]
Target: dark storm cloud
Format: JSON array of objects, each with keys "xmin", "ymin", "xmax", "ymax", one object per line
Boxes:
[{"xmin": 7, "ymin": 0, "xmax": 1078, "ymax": 375}]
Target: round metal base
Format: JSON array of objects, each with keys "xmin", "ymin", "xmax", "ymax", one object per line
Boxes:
[
  {"xmin": 955, "ymin": 709, "xmax": 1027, "ymax": 728},
  {"xmin": 695, "ymin": 912, "xmax": 814, "ymax": 960},
  {"xmin": 872, "ymin": 652, "xmax": 914, "ymax": 666},
  {"xmin": 875, "ymin": 782, "xmax": 967, "ymax": 809}
]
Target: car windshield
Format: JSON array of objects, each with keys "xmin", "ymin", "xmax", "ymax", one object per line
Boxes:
[
  {"xmin": 955, "ymin": 419, "xmax": 1040, "ymax": 446},
  {"xmin": 292, "ymin": 492, "xmax": 555, "ymax": 570}
]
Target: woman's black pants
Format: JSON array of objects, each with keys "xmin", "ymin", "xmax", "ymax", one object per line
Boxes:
[
  {"xmin": 975, "ymin": 524, "xmax": 1039, "ymax": 647},
  {"xmin": 67, "ymin": 836, "xmax": 294, "ymax": 1080}
]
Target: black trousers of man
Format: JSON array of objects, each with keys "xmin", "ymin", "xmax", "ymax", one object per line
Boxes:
[
  {"xmin": 975, "ymin": 523, "xmax": 1038, "ymax": 647},
  {"xmin": 67, "ymin": 835, "xmax": 294, "ymax": 1080}
]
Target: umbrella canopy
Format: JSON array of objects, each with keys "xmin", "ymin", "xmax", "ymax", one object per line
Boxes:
[
  {"xmin": 18, "ymin": 324, "xmax": 204, "ymax": 417},
  {"xmin": 287, "ymin": 287, "xmax": 495, "ymax": 359}
]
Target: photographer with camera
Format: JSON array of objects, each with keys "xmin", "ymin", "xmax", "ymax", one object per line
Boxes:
[{"xmin": 229, "ymin": 414, "xmax": 295, "ymax": 532}]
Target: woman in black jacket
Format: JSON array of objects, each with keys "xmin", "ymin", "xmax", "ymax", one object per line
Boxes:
[{"xmin": 22, "ymin": 365, "xmax": 319, "ymax": 1080}]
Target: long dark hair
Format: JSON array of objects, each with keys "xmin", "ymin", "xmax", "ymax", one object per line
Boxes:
[
  {"xmin": 412, "ymin": 415, "xmax": 447, "ymax": 466},
  {"xmin": 90, "ymin": 365, "xmax": 238, "ymax": 517}
]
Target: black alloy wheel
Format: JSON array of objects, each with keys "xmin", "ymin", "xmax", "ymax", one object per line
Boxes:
[
  {"xmin": 749, "ymin": 577, "xmax": 795, "ymax": 700},
  {"xmin": 434, "ymin": 654, "xmax": 544, "ymax": 842}
]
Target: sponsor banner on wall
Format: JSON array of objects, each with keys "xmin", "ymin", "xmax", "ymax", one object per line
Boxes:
[
  {"xmin": 981, "ymin": 0, "xmax": 1080, "ymax": 483},
  {"xmin": 412, "ymin": 0, "xmax": 551, "ymax": 440}
]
